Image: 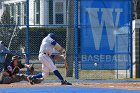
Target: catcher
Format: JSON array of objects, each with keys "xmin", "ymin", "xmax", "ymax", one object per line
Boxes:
[{"xmin": 0, "ymin": 55, "xmax": 38, "ymax": 84}]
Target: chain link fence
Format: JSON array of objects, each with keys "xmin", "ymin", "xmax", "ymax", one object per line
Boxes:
[{"xmin": 0, "ymin": 0, "xmax": 132, "ymax": 83}]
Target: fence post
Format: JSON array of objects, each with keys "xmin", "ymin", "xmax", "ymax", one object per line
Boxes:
[
  {"xmin": 129, "ymin": 0, "xmax": 133, "ymax": 78},
  {"xmin": 74, "ymin": 0, "xmax": 79, "ymax": 79},
  {"xmin": 66, "ymin": 0, "xmax": 74, "ymax": 77},
  {"xmin": 26, "ymin": 0, "xmax": 30, "ymax": 75}
]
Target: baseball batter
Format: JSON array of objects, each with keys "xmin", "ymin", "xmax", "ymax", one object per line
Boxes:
[{"xmin": 28, "ymin": 33, "xmax": 72, "ymax": 85}]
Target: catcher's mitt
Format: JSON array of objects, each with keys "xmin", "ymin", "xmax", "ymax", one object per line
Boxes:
[{"xmin": 29, "ymin": 64, "xmax": 34, "ymax": 74}]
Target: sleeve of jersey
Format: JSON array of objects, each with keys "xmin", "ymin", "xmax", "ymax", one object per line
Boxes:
[
  {"xmin": 51, "ymin": 40, "xmax": 57, "ymax": 46},
  {"xmin": 54, "ymin": 43, "xmax": 63, "ymax": 51}
]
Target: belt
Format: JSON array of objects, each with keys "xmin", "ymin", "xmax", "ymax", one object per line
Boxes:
[
  {"xmin": 39, "ymin": 52, "xmax": 46, "ymax": 54},
  {"xmin": 39, "ymin": 52, "xmax": 49, "ymax": 56}
]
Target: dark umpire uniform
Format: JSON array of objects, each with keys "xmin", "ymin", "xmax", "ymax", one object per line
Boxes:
[
  {"xmin": 0, "ymin": 41, "xmax": 10, "ymax": 72},
  {"xmin": 0, "ymin": 56, "xmax": 28, "ymax": 84}
]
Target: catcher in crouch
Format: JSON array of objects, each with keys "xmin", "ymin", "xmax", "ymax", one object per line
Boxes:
[
  {"xmin": 27, "ymin": 33, "xmax": 72, "ymax": 85},
  {"xmin": 0, "ymin": 55, "xmax": 37, "ymax": 84}
]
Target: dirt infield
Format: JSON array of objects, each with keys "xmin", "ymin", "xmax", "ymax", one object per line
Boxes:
[{"xmin": 0, "ymin": 81, "xmax": 140, "ymax": 90}]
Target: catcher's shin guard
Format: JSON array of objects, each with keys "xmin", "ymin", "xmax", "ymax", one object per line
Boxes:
[
  {"xmin": 33, "ymin": 78, "xmax": 44, "ymax": 84},
  {"xmin": 27, "ymin": 76, "xmax": 44, "ymax": 85}
]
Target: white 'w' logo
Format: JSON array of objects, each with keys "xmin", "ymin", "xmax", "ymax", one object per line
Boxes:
[{"xmin": 86, "ymin": 8, "xmax": 123, "ymax": 50}]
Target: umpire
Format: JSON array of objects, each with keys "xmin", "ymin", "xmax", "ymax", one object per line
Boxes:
[
  {"xmin": 0, "ymin": 55, "xmax": 31, "ymax": 84},
  {"xmin": 0, "ymin": 41, "xmax": 10, "ymax": 72}
]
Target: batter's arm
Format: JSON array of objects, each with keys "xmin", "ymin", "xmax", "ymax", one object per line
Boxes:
[{"xmin": 54, "ymin": 43, "xmax": 65, "ymax": 53}]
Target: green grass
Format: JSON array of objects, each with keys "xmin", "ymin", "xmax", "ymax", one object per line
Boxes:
[
  {"xmin": 21, "ymin": 62, "xmax": 129, "ymax": 80},
  {"xmin": 33, "ymin": 64, "xmax": 116, "ymax": 80}
]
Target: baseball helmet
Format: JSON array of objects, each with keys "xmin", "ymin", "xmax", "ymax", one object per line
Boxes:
[{"xmin": 48, "ymin": 33, "xmax": 56, "ymax": 40}]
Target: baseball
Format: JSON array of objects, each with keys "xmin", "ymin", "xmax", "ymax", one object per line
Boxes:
[{"xmin": 94, "ymin": 63, "xmax": 97, "ymax": 66}]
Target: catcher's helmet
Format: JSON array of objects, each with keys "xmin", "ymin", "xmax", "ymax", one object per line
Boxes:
[
  {"xmin": 48, "ymin": 33, "xmax": 56, "ymax": 40},
  {"xmin": 12, "ymin": 55, "xmax": 21, "ymax": 61}
]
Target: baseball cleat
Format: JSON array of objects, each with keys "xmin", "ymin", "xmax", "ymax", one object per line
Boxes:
[
  {"xmin": 27, "ymin": 76, "xmax": 35, "ymax": 85},
  {"xmin": 61, "ymin": 80, "xmax": 72, "ymax": 85}
]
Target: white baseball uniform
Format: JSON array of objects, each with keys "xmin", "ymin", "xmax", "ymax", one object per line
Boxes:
[{"xmin": 39, "ymin": 35, "xmax": 57, "ymax": 78}]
